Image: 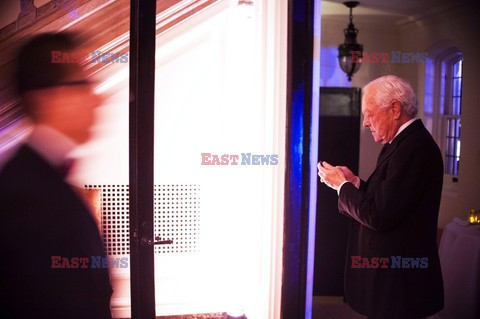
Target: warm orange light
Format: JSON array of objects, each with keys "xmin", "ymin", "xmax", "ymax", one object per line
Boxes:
[{"xmin": 469, "ymin": 209, "xmax": 479, "ymax": 224}]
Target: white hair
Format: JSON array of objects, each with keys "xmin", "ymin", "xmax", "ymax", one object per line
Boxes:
[{"xmin": 362, "ymin": 75, "xmax": 418, "ymax": 117}]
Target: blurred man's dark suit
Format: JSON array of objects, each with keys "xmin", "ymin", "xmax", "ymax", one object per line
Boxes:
[
  {"xmin": 338, "ymin": 119, "xmax": 444, "ymax": 319},
  {"xmin": 0, "ymin": 144, "xmax": 112, "ymax": 318}
]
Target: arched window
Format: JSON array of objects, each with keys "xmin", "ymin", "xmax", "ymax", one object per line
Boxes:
[{"xmin": 424, "ymin": 48, "xmax": 463, "ymax": 181}]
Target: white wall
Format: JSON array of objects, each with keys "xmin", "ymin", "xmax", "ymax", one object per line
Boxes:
[{"xmin": 397, "ymin": 1, "xmax": 480, "ymax": 227}]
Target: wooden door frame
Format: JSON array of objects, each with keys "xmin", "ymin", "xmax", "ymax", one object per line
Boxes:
[
  {"xmin": 281, "ymin": 0, "xmax": 319, "ymax": 318},
  {"xmin": 129, "ymin": 0, "xmax": 157, "ymax": 318}
]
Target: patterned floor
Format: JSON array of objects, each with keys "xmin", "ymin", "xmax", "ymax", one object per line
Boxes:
[{"xmin": 122, "ymin": 300, "xmax": 442, "ymax": 318}]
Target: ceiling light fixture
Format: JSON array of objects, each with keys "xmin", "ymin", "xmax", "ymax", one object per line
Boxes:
[{"xmin": 338, "ymin": 1, "xmax": 363, "ymax": 81}]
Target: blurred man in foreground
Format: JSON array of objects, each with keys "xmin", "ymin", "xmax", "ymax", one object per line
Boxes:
[
  {"xmin": 318, "ymin": 75, "xmax": 444, "ymax": 319},
  {"xmin": 0, "ymin": 32, "xmax": 112, "ymax": 318}
]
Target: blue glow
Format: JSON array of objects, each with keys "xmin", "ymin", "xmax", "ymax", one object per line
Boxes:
[
  {"xmin": 320, "ymin": 47, "xmax": 351, "ymax": 87},
  {"xmin": 305, "ymin": 0, "xmax": 321, "ymax": 316},
  {"xmin": 439, "ymin": 62, "xmax": 446, "ymax": 115},
  {"xmin": 451, "ymin": 59, "xmax": 463, "ymax": 115},
  {"xmin": 68, "ymin": 9, "xmax": 79, "ymax": 19},
  {"xmin": 290, "ymin": 84, "xmax": 304, "ymax": 194},
  {"xmin": 423, "ymin": 58, "xmax": 434, "ymax": 114}
]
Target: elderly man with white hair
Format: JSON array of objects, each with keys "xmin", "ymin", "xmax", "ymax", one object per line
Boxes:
[{"xmin": 318, "ymin": 75, "xmax": 444, "ymax": 319}]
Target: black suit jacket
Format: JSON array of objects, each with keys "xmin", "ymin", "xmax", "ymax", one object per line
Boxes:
[
  {"xmin": 0, "ymin": 145, "xmax": 112, "ymax": 319},
  {"xmin": 338, "ymin": 120, "xmax": 444, "ymax": 318}
]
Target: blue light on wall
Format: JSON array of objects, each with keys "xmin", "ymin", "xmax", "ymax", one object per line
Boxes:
[{"xmin": 320, "ymin": 47, "xmax": 352, "ymax": 88}]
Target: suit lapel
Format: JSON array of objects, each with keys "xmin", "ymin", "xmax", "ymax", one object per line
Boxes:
[
  {"xmin": 18, "ymin": 145, "xmax": 106, "ymax": 261},
  {"xmin": 369, "ymin": 119, "xmax": 424, "ymax": 178},
  {"xmin": 376, "ymin": 144, "xmax": 390, "ymax": 165}
]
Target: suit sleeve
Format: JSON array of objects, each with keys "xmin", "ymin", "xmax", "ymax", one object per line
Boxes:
[
  {"xmin": 338, "ymin": 144, "xmax": 428, "ymax": 231},
  {"xmin": 359, "ymin": 179, "xmax": 367, "ymax": 192}
]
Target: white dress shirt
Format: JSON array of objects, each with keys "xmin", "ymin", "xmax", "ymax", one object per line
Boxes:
[
  {"xmin": 390, "ymin": 118, "xmax": 417, "ymax": 144},
  {"xmin": 27, "ymin": 124, "xmax": 77, "ymax": 169},
  {"xmin": 0, "ymin": 124, "xmax": 77, "ymax": 175}
]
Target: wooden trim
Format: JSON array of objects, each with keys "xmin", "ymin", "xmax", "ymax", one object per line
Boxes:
[
  {"xmin": 0, "ymin": 0, "xmax": 219, "ymax": 127},
  {"xmin": 128, "ymin": 0, "xmax": 157, "ymax": 316},
  {"xmin": 281, "ymin": 0, "xmax": 315, "ymax": 318},
  {"xmin": 0, "ymin": 0, "xmax": 218, "ymax": 70},
  {"xmin": 83, "ymin": 0, "xmax": 218, "ymax": 76},
  {"xmin": 0, "ymin": 0, "xmax": 92, "ymax": 43}
]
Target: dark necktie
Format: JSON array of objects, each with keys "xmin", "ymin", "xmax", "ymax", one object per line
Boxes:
[{"xmin": 376, "ymin": 144, "xmax": 390, "ymax": 166}]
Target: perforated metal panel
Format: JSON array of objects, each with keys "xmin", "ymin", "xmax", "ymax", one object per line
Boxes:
[{"xmin": 84, "ymin": 184, "xmax": 200, "ymax": 256}]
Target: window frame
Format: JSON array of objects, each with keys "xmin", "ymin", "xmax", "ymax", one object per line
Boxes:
[
  {"xmin": 425, "ymin": 48, "xmax": 463, "ymax": 188},
  {"xmin": 441, "ymin": 56, "xmax": 463, "ymax": 178}
]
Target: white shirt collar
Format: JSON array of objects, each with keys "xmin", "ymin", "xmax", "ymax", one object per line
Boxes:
[
  {"xmin": 27, "ymin": 124, "xmax": 77, "ymax": 167},
  {"xmin": 390, "ymin": 118, "xmax": 417, "ymax": 144}
]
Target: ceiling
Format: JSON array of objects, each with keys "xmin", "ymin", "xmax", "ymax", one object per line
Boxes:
[{"xmin": 322, "ymin": 0, "xmax": 471, "ymax": 23}]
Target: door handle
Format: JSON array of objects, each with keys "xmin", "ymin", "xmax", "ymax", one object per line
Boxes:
[{"xmin": 141, "ymin": 236, "xmax": 173, "ymax": 246}]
